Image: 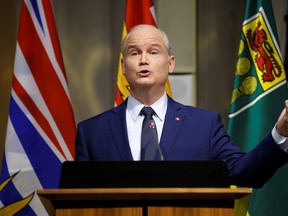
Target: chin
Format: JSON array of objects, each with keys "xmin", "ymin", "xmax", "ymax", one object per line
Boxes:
[{"xmin": 136, "ymin": 80, "xmax": 154, "ymax": 86}]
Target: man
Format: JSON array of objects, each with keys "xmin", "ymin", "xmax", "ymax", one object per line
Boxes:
[{"xmin": 75, "ymin": 24, "xmax": 288, "ymax": 188}]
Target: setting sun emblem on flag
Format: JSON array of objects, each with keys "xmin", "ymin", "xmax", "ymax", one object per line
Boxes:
[{"xmin": 0, "ymin": 0, "xmax": 76, "ymax": 215}]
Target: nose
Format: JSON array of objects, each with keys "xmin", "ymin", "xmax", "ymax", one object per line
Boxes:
[{"xmin": 140, "ymin": 53, "xmax": 148, "ymax": 65}]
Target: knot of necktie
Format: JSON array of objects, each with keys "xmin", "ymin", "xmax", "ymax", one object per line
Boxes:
[{"xmin": 141, "ymin": 107, "xmax": 155, "ymax": 118}]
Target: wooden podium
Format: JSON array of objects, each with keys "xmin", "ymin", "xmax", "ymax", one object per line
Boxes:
[{"xmin": 38, "ymin": 187, "xmax": 251, "ymax": 216}]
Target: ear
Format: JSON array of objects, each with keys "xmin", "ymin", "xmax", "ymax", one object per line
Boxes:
[
  {"xmin": 168, "ymin": 55, "xmax": 175, "ymax": 73},
  {"xmin": 121, "ymin": 58, "xmax": 126, "ymax": 75}
]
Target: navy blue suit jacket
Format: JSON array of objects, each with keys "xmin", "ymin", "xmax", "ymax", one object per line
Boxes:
[{"xmin": 75, "ymin": 97, "xmax": 288, "ymax": 188}]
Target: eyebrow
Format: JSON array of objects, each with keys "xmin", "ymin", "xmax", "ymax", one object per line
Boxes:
[
  {"xmin": 127, "ymin": 43, "xmax": 163, "ymax": 52},
  {"xmin": 126, "ymin": 45, "xmax": 138, "ymax": 51}
]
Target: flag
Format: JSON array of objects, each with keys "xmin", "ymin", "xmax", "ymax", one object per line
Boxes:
[
  {"xmin": 0, "ymin": 0, "xmax": 76, "ymax": 215},
  {"xmin": 227, "ymin": 0, "xmax": 288, "ymax": 215},
  {"xmin": 114, "ymin": 0, "xmax": 172, "ymax": 106}
]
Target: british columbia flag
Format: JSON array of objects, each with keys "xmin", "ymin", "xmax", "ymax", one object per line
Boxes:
[{"xmin": 0, "ymin": 0, "xmax": 76, "ymax": 215}]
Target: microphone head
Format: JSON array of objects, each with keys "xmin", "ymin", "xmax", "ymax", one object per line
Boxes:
[
  {"xmin": 149, "ymin": 120, "xmax": 156, "ymax": 129},
  {"xmin": 148, "ymin": 119, "xmax": 164, "ymax": 161}
]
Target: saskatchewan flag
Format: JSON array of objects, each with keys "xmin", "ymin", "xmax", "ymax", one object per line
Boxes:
[{"xmin": 227, "ymin": 0, "xmax": 288, "ymax": 215}]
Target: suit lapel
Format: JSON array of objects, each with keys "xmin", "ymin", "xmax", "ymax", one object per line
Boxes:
[
  {"xmin": 109, "ymin": 102, "xmax": 134, "ymax": 160},
  {"xmin": 108, "ymin": 98, "xmax": 185, "ymax": 160},
  {"xmin": 160, "ymin": 98, "xmax": 185, "ymax": 156}
]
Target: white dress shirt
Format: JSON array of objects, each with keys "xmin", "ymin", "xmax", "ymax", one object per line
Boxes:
[
  {"xmin": 126, "ymin": 93, "xmax": 167, "ymax": 160},
  {"xmin": 126, "ymin": 94, "xmax": 288, "ymax": 160},
  {"xmin": 272, "ymin": 126, "xmax": 288, "ymax": 152}
]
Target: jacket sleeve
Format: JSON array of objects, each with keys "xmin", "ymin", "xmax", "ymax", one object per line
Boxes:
[
  {"xmin": 208, "ymin": 112, "xmax": 288, "ymax": 188},
  {"xmin": 75, "ymin": 124, "xmax": 90, "ymax": 161},
  {"xmin": 228, "ymin": 133, "xmax": 288, "ymax": 188}
]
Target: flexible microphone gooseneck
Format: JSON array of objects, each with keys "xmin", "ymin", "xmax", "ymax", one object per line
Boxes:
[{"xmin": 149, "ymin": 119, "xmax": 164, "ymax": 161}]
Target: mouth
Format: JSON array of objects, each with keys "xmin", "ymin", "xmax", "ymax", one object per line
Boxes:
[{"xmin": 138, "ymin": 69, "xmax": 151, "ymax": 76}]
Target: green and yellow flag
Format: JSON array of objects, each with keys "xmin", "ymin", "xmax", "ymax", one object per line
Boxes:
[{"xmin": 228, "ymin": 0, "xmax": 288, "ymax": 215}]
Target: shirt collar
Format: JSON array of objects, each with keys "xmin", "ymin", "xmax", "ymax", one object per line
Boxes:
[{"xmin": 127, "ymin": 93, "xmax": 167, "ymax": 122}]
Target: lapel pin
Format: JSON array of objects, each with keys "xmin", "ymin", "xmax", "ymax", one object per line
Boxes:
[{"xmin": 175, "ymin": 117, "xmax": 180, "ymax": 121}]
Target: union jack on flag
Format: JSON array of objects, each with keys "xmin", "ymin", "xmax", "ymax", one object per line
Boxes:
[{"xmin": 0, "ymin": 0, "xmax": 76, "ymax": 215}]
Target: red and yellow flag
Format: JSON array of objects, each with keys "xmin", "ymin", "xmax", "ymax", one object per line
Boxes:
[{"xmin": 114, "ymin": 0, "xmax": 172, "ymax": 106}]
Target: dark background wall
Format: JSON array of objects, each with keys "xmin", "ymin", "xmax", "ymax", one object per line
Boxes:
[{"xmin": 0, "ymin": 0, "xmax": 287, "ymax": 169}]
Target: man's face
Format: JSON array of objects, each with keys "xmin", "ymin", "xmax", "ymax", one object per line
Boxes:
[{"xmin": 121, "ymin": 26, "xmax": 175, "ymax": 92}]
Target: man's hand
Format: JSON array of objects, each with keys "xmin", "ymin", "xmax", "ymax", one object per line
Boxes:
[{"xmin": 276, "ymin": 100, "xmax": 288, "ymax": 137}]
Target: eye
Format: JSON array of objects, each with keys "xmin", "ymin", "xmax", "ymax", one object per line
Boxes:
[
  {"xmin": 150, "ymin": 50, "xmax": 158, "ymax": 55},
  {"xmin": 130, "ymin": 50, "xmax": 139, "ymax": 56}
]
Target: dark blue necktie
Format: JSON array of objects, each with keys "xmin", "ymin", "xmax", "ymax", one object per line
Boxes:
[{"xmin": 140, "ymin": 107, "xmax": 158, "ymax": 160}]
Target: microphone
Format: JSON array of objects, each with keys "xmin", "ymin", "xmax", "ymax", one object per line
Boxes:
[{"xmin": 149, "ymin": 119, "xmax": 164, "ymax": 161}]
